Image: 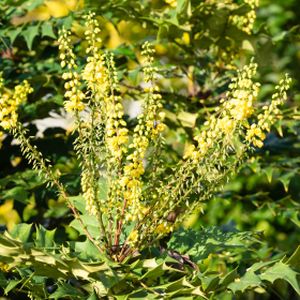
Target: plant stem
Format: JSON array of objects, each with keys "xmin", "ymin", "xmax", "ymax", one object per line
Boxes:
[{"xmin": 12, "ymin": 123, "xmax": 105, "ymax": 255}]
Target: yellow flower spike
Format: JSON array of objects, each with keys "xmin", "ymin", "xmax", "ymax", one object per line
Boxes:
[
  {"xmin": 58, "ymin": 28, "xmax": 85, "ymax": 112},
  {"xmin": 119, "ymin": 39, "xmax": 166, "ymax": 218},
  {"xmin": 0, "ymin": 79, "xmax": 33, "ymax": 131},
  {"xmin": 245, "ymin": 74, "xmax": 291, "ymax": 148}
]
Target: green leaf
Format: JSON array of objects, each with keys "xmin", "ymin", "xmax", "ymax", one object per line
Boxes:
[
  {"xmin": 69, "ymin": 215, "xmax": 99, "ymax": 238},
  {"xmin": 113, "ymin": 45, "xmax": 136, "ymax": 60},
  {"xmin": 10, "ymin": 223, "xmax": 32, "ymax": 243},
  {"xmin": 228, "ymin": 269, "xmax": 262, "ymax": 294},
  {"xmin": 177, "ymin": 111, "xmax": 198, "ymax": 128},
  {"xmin": 69, "ymin": 195, "xmax": 86, "ymax": 214},
  {"xmin": 87, "ymin": 292, "xmax": 99, "ymax": 300},
  {"xmin": 71, "ymin": 239, "xmax": 103, "ymax": 260},
  {"xmin": 242, "ymin": 40, "xmax": 254, "ymax": 53},
  {"xmin": 4, "ymin": 280, "xmax": 22, "ymax": 295},
  {"xmin": 168, "ymin": 227, "xmax": 259, "ymax": 262},
  {"xmin": 98, "ymin": 177, "xmax": 108, "ymax": 200},
  {"xmin": 279, "ymin": 171, "xmax": 296, "ymax": 192},
  {"xmin": 2, "ymin": 186, "xmax": 29, "ymax": 203},
  {"xmin": 62, "ymin": 15, "xmax": 73, "ymax": 30},
  {"xmin": 220, "ymin": 268, "xmax": 238, "ymax": 287},
  {"xmin": 274, "ymin": 119, "xmax": 283, "ymax": 137},
  {"xmin": 6, "ymin": 27, "xmax": 23, "ymax": 44},
  {"xmin": 176, "ymin": 0, "xmax": 191, "ymax": 18},
  {"xmin": 232, "ymin": 3, "xmax": 251, "ymax": 15},
  {"xmin": 25, "ymin": 0, "xmax": 44, "ymax": 10},
  {"xmin": 49, "ymin": 283, "xmax": 84, "ymax": 299},
  {"xmin": 201, "ymin": 274, "xmax": 220, "ymax": 292},
  {"xmin": 41, "ymin": 22, "xmax": 56, "ymax": 39},
  {"xmin": 264, "ymin": 167, "xmax": 273, "ymax": 183},
  {"xmin": 207, "ymin": 9, "xmax": 229, "ymax": 39},
  {"xmin": 139, "ymin": 262, "xmax": 165, "ymax": 280},
  {"xmin": 22, "ymin": 25, "xmax": 40, "ymax": 50},
  {"xmin": 287, "ymin": 245, "xmax": 300, "ymax": 271},
  {"xmin": 260, "ymin": 261, "xmax": 300, "ymax": 295},
  {"xmin": 35, "ymin": 225, "xmax": 56, "ymax": 248},
  {"xmin": 127, "ymin": 68, "xmax": 140, "ymax": 85}
]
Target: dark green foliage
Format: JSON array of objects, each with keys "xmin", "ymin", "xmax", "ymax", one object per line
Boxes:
[{"xmin": 0, "ymin": 225, "xmax": 299, "ymax": 299}]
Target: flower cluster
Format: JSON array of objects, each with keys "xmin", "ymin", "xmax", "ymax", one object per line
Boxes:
[
  {"xmin": 82, "ymin": 12, "xmax": 108, "ymax": 95},
  {"xmin": 103, "ymin": 53, "xmax": 129, "ymax": 221},
  {"xmin": 1, "ymin": 11, "xmax": 291, "ymax": 264},
  {"xmin": 184, "ymin": 62, "xmax": 259, "ymax": 164},
  {"xmin": 81, "ymin": 167, "xmax": 98, "ymax": 216},
  {"xmin": 122, "ymin": 42, "xmax": 165, "ymax": 223},
  {"xmin": 104, "ymin": 53, "xmax": 129, "ymax": 161},
  {"xmin": 56, "ymin": 14, "xmax": 291, "ymax": 259},
  {"xmin": 224, "ymin": 62, "xmax": 260, "ymax": 121},
  {"xmin": 245, "ymin": 124, "xmax": 266, "ymax": 148},
  {"xmin": 0, "ymin": 76, "xmax": 33, "ymax": 131},
  {"xmin": 58, "ymin": 28, "xmax": 85, "ymax": 112},
  {"xmin": 246, "ymin": 75, "xmax": 292, "ymax": 148},
  {"xmin": 230, "ymin": 0, "xmax": 259, "ymax": 34},
  {"xmin": 203, "ymin": 0, "xmax": 259, "ymax": 70}
]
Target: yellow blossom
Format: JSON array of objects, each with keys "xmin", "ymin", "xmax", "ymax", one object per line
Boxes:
[
  {"xmin": 121, "ymin": 42, "xmax": 166, "ymax": 222},
  {"xmin": 155, "ymin": 222, "xmax": 174, "ymax": 234},
  {"xmin": 0, "ymin": 80, "xmax": 33, "ymax": 130},
  {"xmin": 230, "ymin": 0, "xmax": 259, "ymax": 34},
  {"xmin": 183, "ymin": 144, "xmax": 196, "ymax": 160},
  {"xmin": 127, "ymin": 230, "xmax": 139, "ymax": 245},
  {"xmin": 58, "ymin": 29, "xmax": 86, "ymax": 112},
  {"xmin": 165, "ymin": 0, "xmax": 177, "ymax": 7},
  {"xmin": 246, "ymin": 124, "xmax": 266, "ymax": 148},
  {"xmin": 246, "ymin": 74, "xmax": 291, "ymax": 148},
  {"xmin": 217, "ymin": 116, "xmax": 235, "ymax": 135}
]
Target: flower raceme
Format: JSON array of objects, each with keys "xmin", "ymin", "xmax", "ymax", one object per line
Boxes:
[
  {"xmin": 0, "ymin": 73, "xmax": 33, "ymax": 147},
  {"xmin": 230, "ymin": 0, "xmax": 259, "ymax": 35},
  {"xmin": 58, "ymin": 29, "xmax": 85, "ymax": 112},
  {"xmin": 0, "ymin": 76, "xmax": 33, "ymax": 131},
  {"xmin": 0, "ymin": 13, "xmax": 291, "ymax": 261}
]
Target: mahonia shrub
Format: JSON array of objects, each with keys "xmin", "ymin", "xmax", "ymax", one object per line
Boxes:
[{"xmin": 0, "ymin": 13, "xmax": 292, "ymax": 264}]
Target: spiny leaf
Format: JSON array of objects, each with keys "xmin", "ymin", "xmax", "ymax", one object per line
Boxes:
[
  {"xmin": 10, "ymin": 223, "xmax": 32, "ymax": 243},
  {"xmin": 41, "ymin": 22, "xmax": 56, "ymax": 39},
  {"xmin": 22, "ymin": 24, "xmax": 40, "ymax": 50},
  {"xmin": 35, "ymin": 225, "xmax": 56, "ymax": 248},
  {"xmin": 260, "ymin": 261, "xmax": 300, "ymax": 295},
  {"xmin": 228, "ymin": 270, "xmax": 261, "ymax": 294},
  {"xmin": 4, "ymin": 279, "xmax": 23, "ymax": 295},
  {"xmin": 6, "ymin": 27, "xmax": 23, "ymax": 44},
  {"xmin": 168, "ymin": 227, "xmax": 259, "ymax": 262},
  {"xmin": 71, "ymin": 239, "xmax": 103, "ymax": 260}
]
